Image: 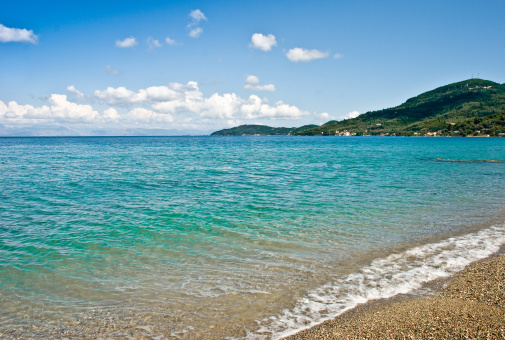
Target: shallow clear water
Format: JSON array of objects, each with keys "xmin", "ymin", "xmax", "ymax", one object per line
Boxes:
[{"xmin": 1, "ymin": 136, "xmax": 505, "ymax": 339}]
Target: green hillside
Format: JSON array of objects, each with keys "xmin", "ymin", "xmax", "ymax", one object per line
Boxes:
[
  {"xmin": 210, "ymin": 79, "xmax": 505, "ymax": 137},
  {"xmin": 296, "ymin": 79, "xmax": 505, "ymax": 136},
  {"xmin": 210, "ymin": 124, "xmax": 317, "ymax": 136}
]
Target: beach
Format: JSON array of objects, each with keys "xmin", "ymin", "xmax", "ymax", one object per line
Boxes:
[{"xmin": 285, "ymin": 250, "xmax": 505, "ymax": 340}]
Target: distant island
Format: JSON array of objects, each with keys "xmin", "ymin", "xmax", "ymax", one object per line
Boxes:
[
  {"xmin": 210, "ymin": 124, "xmax": 318, "ymax": 136},
  {"xmin": 211, "ymin": 79, "xmax": 505, "ymax": 137}
]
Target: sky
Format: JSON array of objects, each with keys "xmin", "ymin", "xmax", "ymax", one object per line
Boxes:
[{"xmin": 1, "ymin": 0, "xmax": 504, "ymax": 135}]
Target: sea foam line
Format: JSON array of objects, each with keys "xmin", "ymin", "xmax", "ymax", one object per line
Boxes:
[{"xmin": 247, "ymin": 224, "xmax": 505, "ymax": 339}]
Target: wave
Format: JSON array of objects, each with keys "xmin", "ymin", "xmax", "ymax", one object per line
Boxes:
[{"xmin": 247, "ymin": 223, "xmax": 505, "ymax": 339}]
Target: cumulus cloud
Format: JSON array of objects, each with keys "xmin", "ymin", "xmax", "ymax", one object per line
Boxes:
[
  {"xmin": 250, "ymin": 33, "xmax": 277, "ymax": 51},
  {"xmin": 165, "ymin": 37, "xmax": 176, "ymax": 45},
  {"xmin": 0, "ymin": 24, "xmax": 38, "ymax": 44},
  {"xmin": 145, "ymin": 85, "xmax": 179, "ymax": 102},
  {"xmin": 94, "ymin": 81, "xmax": 306, "ymax": 120},
  {"xmin": 245, "ymin": 75, "xmax": 259, "ymax": 84},
  {"xmin": 103, "ymin": 108, "xmax": 119, "ymax": 121},
  {"xmin": 286, "ymin": 48, "xmax": 329, "ymax": 62},
  {"xmin": 239, "ymin": 96, "xmax": 307, "ymax": 119},
  {"xmin": 244, "ymin": 75, "xmax": 276, "ymax": 92},
  {"xmin": 202, "ymin": 93, "xmax": 241, "ymax": 119},
  {"xmin": 0, "ymin": 95, "xmax": 100, "ymax": 123},
  {"xmin": 346, "ymin": 111, "xmax": 360, "ymax": 119},
  {"xmin": 125, "ymin": 107, "xmax": 173, "ymax": 123},
  {"xmin": 94, "ymin": 86, "xmax": 147, "ymax": 106},
  {"xmin": 67, "ymin": 85, "xmax": 85, "ymax": 99},
  {"xmin": 48, "ymin": 94, "xmax": 99, "ymax": 121},
  {"xmin": 314, "ymin": 112, "xmax": 335, "ymax": 121},
  {"xmin": 1, "ymin": 80, "xmax": 310, "ymax": 131},
  {"xmin": 151, "ymin": 81, "xmax": 203, "ymax": 114},
  {"xmin": 116, "ymin": 37, "xmax": 138, "ymax": 48}
]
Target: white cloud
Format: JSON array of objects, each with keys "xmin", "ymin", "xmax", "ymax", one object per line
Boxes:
[
  {"xmin": 165, "ymin": 37, "xmax": 175, "ymax": 45},
  {"xmin": 94, "ymin": 81, "xmax": 305, "ymax": 121},
  {"xmin": 145, "ymin": 85, "xmax": 179, "ymax": 101},
  {"xmin": 147, "ymin": 37, "xmax": 162, "ymax": 49},
  {"xmin": 0, "ymin": 95, "xmax": 100, "ymax": 123},
  {"xmin": 187, "ymin": 9, "xmax": 207, "ymax": 38},
  {"xmin": 103, "ymin": 108, "xmax": 119, "ymax": 121},
  {"xmin": 239, "ymin": 96, "xmax": 308, "ymax": 119},
  {"xmin": 106, "ymin": 65, "xmax": 120, "ymax": 76},
  {"xmin": 125, "ymin": 108, "xmax": 173, "ymax": 123},
  {"xmin": 189, "ymin": 9, "xmax": 207, "ymax": 22},
  {"xmin": 48, "ymin": 94, "xmax": 99, "ymax": 122},
  {"xmin": 263, "ymin": 100, "xmax": 307, "ymax": 119},
  {"xmin": 245, "ymin": 75, "xmax": 259, "ymax": 84},
  {"xmin": 188, "ymin": 27, "xmax": 203, "ymax": 38},
  {"xmin": 250, "ymin": 33, "xmax": 277, "ymax": 51},
  {"xmin": 1, "ymin": 80, "xmax": 310, "ymax": 131},
  {"xmin": 244, "ymin": 84, "xmax": 276, "ymax": 92},
  {"xmin": 333, "ymin": 53, "xmax": 344, "ymax": 59},
  {"xmin": 151, "ymin": 81, "xmax": 204, "ymax": 114},
  {"xmin": 314, "ymin": 112, "xmax": 335, "ymax": 121},
  {"xmin": 0, "ymin": 24, "xmax": 38, "ymax": 44},
  {"xmin": 244, "ymin": 75, "xmax": 276, "ymax": 92},
  {"xmin": 116, "ymin": 37, "xmax": 138, "ymax": 48},
  {"xmin": 240, "ymin": 95, "xmax": 262, "ymax": 117},
  {"xmin": 0, "ymin": 101, "xmax": 7, "ymax": 115},
  {"xmin": 346, "ymin": 111, "xmax": 360, "ymax": 119},
  {"xmin": 94, "ymin": 87, "xmax": 147, "ymax": 106},
  {"xmin": 202, "ymin": 93, "xmax": 241, "ymax": 119},
  {"xmin": 67, "ymin": 85, "xmax": 85, "ymax": 99},
  {"xmin": 0, "ymin": 101, "xmax": 49, "ymax": 120},
  {"xmin": 286, "ymin": 48, "xmax": 329, "ymax": 62}
]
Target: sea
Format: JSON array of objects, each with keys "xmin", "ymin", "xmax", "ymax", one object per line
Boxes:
[{"xmin": 1, "ymin": 136, "xmax": 505, "ymax": 339}]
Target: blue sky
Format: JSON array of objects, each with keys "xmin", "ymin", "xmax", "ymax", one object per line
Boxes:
[{"xmin": 1, "ymin": 0, "xmax": 504, "ymax": 135}]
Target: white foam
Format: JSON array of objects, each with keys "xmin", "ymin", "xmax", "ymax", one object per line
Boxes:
[{"xmin": 246, "ymin": 224, "xmax": 505, "ymax": 339}]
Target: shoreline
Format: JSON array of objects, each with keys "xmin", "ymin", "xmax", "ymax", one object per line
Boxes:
[{"xmin": 283, "ymin": 245, "xmax": 505, "ymax": 339}]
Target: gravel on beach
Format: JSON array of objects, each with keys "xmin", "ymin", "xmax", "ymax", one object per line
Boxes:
[{"xmin": 285, "ymin": 255, "xmax": 505, "ymax": 340}]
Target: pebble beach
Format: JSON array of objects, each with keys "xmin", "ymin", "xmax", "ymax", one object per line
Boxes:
[{"xmin": 285, "ymin": 253, "xmax": 505, "ymax": 339}]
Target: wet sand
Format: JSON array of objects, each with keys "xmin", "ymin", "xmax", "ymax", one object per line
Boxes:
[{"xmin": 285, "ymin": 252, "xmax": 505, "ymax": 339}]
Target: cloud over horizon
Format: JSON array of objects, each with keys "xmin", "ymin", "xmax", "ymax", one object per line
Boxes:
[
  {"xmin": 346, "ymin": 110, "xmax": 360, "ymax": 119},
  {"xmin": 0, "ymin": 94, "xmax": 112, "ymax": 124},
  {"xmin": 1, "ymin": 81, "xmax": 309, "ymax": 130}
]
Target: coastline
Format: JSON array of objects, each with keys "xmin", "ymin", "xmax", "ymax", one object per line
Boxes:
[{"xmin": 283, "ymin": 245, "xmax": 505, "ymax": 339}]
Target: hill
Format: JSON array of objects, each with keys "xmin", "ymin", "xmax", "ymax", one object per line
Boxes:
[
  {"xmin": 296, "ymin": 79, "xmax": 505, "ymax": 136},
  {"xmin": 210, "ymin": 79, "xmax": 505, "ymax": 137},
  {"xmin": 210, "ymin": 124, "xmax": 318, "ymax": 136}
]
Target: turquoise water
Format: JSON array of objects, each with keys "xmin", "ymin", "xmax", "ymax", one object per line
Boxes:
[{"xmin": 1, "ymin": 136, "xmax": 505, "ymax": 339}]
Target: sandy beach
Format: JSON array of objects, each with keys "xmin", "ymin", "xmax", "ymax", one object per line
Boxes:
[{"xmin": 284, "ymin": 252, "xmax": 505, "ymax": 339}]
